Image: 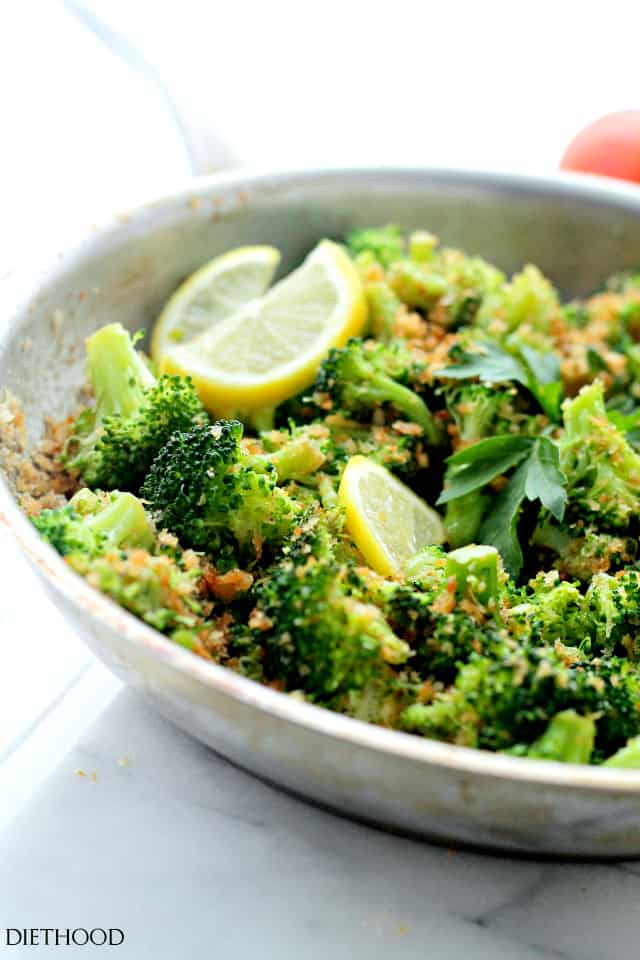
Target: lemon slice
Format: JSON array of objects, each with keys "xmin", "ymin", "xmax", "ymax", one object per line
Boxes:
[
  {"xmin": 160, "ymin": 240, "xmax": 367, "ymax": 415},
  {"xmin": 151, "ymin": 245, "xmax": 281, "ymax": 361},
  {"xmin": 339, "ymin": 456, "xmax": 445, "ymax": 576}
]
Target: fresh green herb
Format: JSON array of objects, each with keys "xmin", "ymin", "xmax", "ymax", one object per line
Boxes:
[
  {"xmin": 437, "ymin": 436, "xmax": 533, "ymax": 505},
  {"xmin": 436, "ymin": 340, "xmax": 563, "ymax": 420},
  {"xmin": 479, "ymin": 437, "xmax": 566, "ymax": 576},
  {"xmin": 438, "ymin": 435, "xmax": 566, "ymax": 576}
]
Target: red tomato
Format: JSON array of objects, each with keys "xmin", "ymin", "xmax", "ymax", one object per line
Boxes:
[{"xmin": 561, "ymin": 110, "xmax": 640, "ymax": 183}]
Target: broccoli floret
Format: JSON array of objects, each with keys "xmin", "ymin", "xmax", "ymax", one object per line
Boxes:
[
  {"xmin": 400, "ymin": 643, "xmax": 640, "ymax": 760},
  {"xmin": 428, "ymin": 248, "xmax": 505, "ymax": 328},
  {"xmin": 365, "ymin": 282, "xmax": 403, "ymax": 341},
  {"xmin": 32, "ymin": 488, "xmax": 154, "ymax": 557},
  {"xmin": 560, "ymin": 380, "xmax": 640, "ymax": 529},
  {"xmin": 141, "ymin": 421, "xmax": 306, "ymax": 564},
  {"xmin": 263, "ymin": 418, "xmax": 431, "ymax": 499},
  {"xmin": 531, "ymin": 516, "xmax": 636, "ymax": 582},
  {"xmin": 248, "ymin": 518, "xmax": 411, "ymax": 706},
  {"xmin": 445, "ymin": 544, "xmax": 502, "ymax": 609},
  {"xmin": 585, "ymin": 570, "xmax": 640, "ymax": 658},
  {"xmin": 475, "ymin": 264, "xmax": 560, "ymax": 351},
  {"xmin": 313, "ymin": 338, "xmax": 443, "ymax": 445},
  {"xmin": 345, "ymin": 225, "xmax": 404, "ymax": 268},
  {"xmin": 507, "ymin": 572, "xmax": 592, "ymax": 647},
  {"xmin": 62, "ymin": 323, "xmax": 206, "ymax": 490},
  {"xmin": 443, "ymin": 382, "xmax": 534, "ymax": 449},
  {"xmin": 603, "ymin": 735, "xmax": 640, "ymax": 768},
  {"xmin": 361, "ymin": 545, "xmax": 505, "ymax": 682},
  {"xmin": 388, "ymin": 261, "xmax": 448, "ymax": 310},
  {"xmin": 69, "ymin": 547, "xmax": 205, "ymax": 639},
  {"xmin": 526, "ymin": 710, "xmax": 595, "ymax": 764},
  {"xmin": 404, "ymin": 544, "xmax": 448, "ymax": 589}
]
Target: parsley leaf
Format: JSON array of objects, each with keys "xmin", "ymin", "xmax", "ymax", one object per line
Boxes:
[
  {"xmin": 437, "ymin": 436, "xmax": 533, "ymax": 505},
  {"xmin": 522, "ymin": 436, "xmax": 567, "ymax": 522},
  {"xmin": 437, "ymin": 341, "xmax": 527, "ymax": 386},
  {"xmin": 478, "ymin": 436, "xmax": 567, "ymax": 577},
  {"xmin": 478, "ymin": 460, "xmax": 529, "ymax": 577},
  {"xmin": 436, "ymin": 340, "xmax": 563, "ymax": 420},
  {"xmin": 438, "ymin": 434, "xmax": 567, "ymax": 576}
]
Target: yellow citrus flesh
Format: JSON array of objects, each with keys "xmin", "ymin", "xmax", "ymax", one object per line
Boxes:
[
  {"xmin": 160, "ymin": 240, "xmax": 367, "ymax": 416},
  {"xmin": 339, "ymin": 456, "xmax": 445, "ymax": 577},
  {"xmin": 151, "ymin": 245, "xmax": 281, "ymax": 362}
]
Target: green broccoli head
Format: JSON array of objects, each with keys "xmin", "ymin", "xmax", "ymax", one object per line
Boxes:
[
  {"xmin": 531, "ymin": 515, "xmax": 636, "ymax": 582},
  {"xmin": 68, "ymin": 546, "xmax": 205, "ymax": 640},
  {"xmin": 62, "ymin": 323, "xmax": 207, "ymax": 490},
  {"xmin": 312, "ymin": 338, "xmax": 443, "ymax": 445},
  {"xmin": 507, "ymin": 572, "xmax": 592, "ymax": 647},
  {"xmin": 361, "ymin": 545, "xmax": 505, "ymax": 682},
  {"xmin": 140, "ymin": 420, "xmax": 304, "ymax": 564},
  {"xmin": 475, "ymin": 264, "xmax": 560, "ymax": 351},
  {"xmin": 402, "ymin": 642, "xmax": 640, "ymax": 760},
  {"xmin": 560, "ymin": 380, "xmax": 640, "ymax": 530},
  {"xmin": 345, "ymin": 225, "xmax": 404, "ymax": 268},
  {"xmin": 250, "ymin": 523, "xmax": 411, "ymax": 703},
  {"xmin": 584, "ymin": 570, "xmax": 640, "ymax": 659},
  {"xmin": 443, "ymin": 382, "xmax": 535, "ymax": 449},
  {"xmin": 32, "ymin": 488, "xmax": 154, "ymax": 557}
]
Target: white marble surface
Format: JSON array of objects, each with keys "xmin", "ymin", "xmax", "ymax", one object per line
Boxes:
[{"xmin": 2, "ymin": 689, "xmax": 639, "ymax": 959}]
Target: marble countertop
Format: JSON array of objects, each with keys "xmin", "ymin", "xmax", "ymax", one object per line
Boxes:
[{"xmin": 2, "ymin": 687, "xmax": 640, "ymax": 959}]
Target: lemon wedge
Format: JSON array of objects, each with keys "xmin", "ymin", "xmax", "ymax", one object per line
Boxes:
[
  {"xmin": 339, "ymin": 456, "xmax": 445, "ymax": 576},
  {"xmin": 151, "ymin": 245, "xmax": 281, "ymax": 362},
  {"xmin": 160, "ymin": 240, "xmax": 367, "ymax": 415}
]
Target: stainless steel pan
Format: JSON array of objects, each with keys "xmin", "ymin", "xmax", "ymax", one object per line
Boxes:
[{"xmin": 3, "ymin": 167, "xmax": 640, "ymax": 858}]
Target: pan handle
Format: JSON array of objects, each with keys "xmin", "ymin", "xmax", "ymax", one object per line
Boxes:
[{"xmin": 62, "ymin": 0, "xmax": 238, "ymax": 176}]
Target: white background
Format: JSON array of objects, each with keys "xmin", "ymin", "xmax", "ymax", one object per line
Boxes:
[{"xmin": 1, "ymin": 0, "xmax": 639, "ymax": 825}]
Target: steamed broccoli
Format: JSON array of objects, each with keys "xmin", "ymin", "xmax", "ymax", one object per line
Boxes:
[
  {"xmin": 531, "ymin": 516, "xmax": 636, "ymax": 582},
  {"xmin": 250, "ymin": 545, "xmax": 411, "ymax": 712},
  {"xmin": 345, "ymin": 225, "xmax": 404, "ymax": 268},
  {"xmin": 603, "ymin": 735, "xmax": 640, "ymax": 768},
  {"xmin": 33, "ymin": 487, "xmax": 154, "ymax": 556},
  {"xmin": 475, "ymin": 264, "xmax": 560, "ymax": 351},
  {"xmin": 525, "ymin": 710, "xmax": 595, "ymax": 764},
  {"xmin": 141, "ymin": 421, "xmax": 308, "ymax": 564},
  {"xmin": 401, "ymin": 643, "xmax": 640, "ymax": 759},
  {"xmin": 361, "ymin": 545, "xmax": 506, "ymax": 682},
  {"xmin": 62, "ymin": 323, "xmax": 206, "ymax": 490},
  {"xmin": 312, "ymin": 338, "xmax": 443, "ymax": 445},
  {"xmin": 560, "ymin": 380, "xmax": 640, "ymax": 529},
  {"xmin": 68, "ymin": 547, "xmax": 205, "ymax": 639}
]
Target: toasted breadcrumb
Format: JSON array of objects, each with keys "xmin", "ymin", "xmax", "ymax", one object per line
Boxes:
[{"xmin": 0, "ymin": 392, "xmax": 79, "ymax": 514}]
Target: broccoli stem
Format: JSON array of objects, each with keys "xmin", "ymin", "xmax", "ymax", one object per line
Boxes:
[
  {"xmin": 350, "ymin": 365, "xmax": 442, "ymax": 444},
  {"xmin": 248, "ymin": 406, "xmax": 276, "ymax": 432},
  {"xmin": 527, "ymin": 710, "xmax": 595, "ymax": 764},
  {"xmin": 85, "ymin": 323, "xmax": 155, "ymax": 421},
  {"xmin": 602, "ymin": 736, "xmax": 640, "ymax": 769},
  {"xmin": 445, "ymin": 544, "xmax": 500, "ymax": 608},
  {"xmin": 264, "ymin": 435, "xmax": 325, "ymax": 482},
  {"xmin": 366, "ymin": 283, "xmax": 402, "ymax": 342},
  {"xmin": 444, "ymin": 490, "xmax": 488, "ymax": 549},
  {"xmin": 345, "ymin": 599, "xmax": 411, "ymax": 665},
  {"xmin": 409, "ymin": 230, "xmax": 438, "ymax": 262},
  {"xmin": 79, "ymin": 491, "xmax": 154, "ymax": 550},
  {"xmin": 404, "ymin": 546, "xmax": 446, "ymax": 586},
  {"xmin": 317, "ymin": 473, "xmax": 339, "ymax": 509},
  {"xmin": 388, "ymin": 261, "xmax": 447, "ymax": 309}
]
